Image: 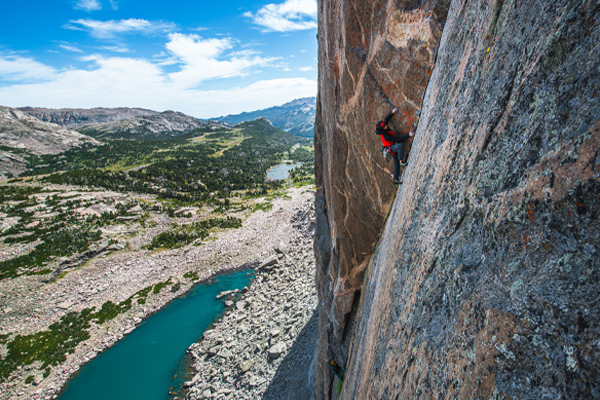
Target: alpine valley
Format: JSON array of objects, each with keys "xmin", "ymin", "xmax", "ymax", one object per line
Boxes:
[
  {"xmin": 0, "ymin": 99, "xmax": 317, "ymax": 400},
  {"xmin": 3, "ymin": 0, "xmax": 600, "ymax": 398}
]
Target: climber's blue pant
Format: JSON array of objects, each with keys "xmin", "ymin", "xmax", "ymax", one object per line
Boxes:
[{"xmin": 390, "ymin": 143, "xmax": 404, "ymax": 180}]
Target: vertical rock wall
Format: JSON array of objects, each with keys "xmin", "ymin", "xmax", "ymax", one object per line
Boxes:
[
  {"xmin": 314, "ymin": 0, "xmax": 449, "ymax": 398},
  {"xmin": 318, "ymin": 0, "xmax": 600, "ymax": 398}
]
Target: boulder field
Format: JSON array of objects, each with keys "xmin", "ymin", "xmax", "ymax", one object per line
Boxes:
[{"xmin": 186, "ymin": 205, "xmax": 317, "ymax": 400}]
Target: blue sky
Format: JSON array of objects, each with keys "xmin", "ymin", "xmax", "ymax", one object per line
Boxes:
[{"xmin": 0, "ymin": 0, "xmax": 317, "ymax": 118}]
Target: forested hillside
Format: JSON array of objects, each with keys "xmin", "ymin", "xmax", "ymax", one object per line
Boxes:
[
  {"xmin": 1, "ymin": 117, "xmax": 314, "ymax": 281},
  {"xmin": 22, "ymin": 118, "xmax": 313, "ymax": 203}
]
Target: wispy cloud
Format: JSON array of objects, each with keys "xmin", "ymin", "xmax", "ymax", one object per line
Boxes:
[
  {"xmin": 109, "ymin": 0, "xmax": 118, "ymax": 10},
  {"xmin": 59, "ymin": 44, "xmax": 84, "ymax": 53},
  {"xmin": 73, "ymin": 0, "xmax": 102, "ymax": 11},
  {"xmin": 100, "ymin": 45, "xmax": 130, "ymax": 53},
  {"xmin": 0, "ymin": 54, "xmax": 57, "ymax": 83},
  {"xmin": 65, "ymin": 18, "xmax": 176, "ymax": 39},
  {"xmin": 244, "ymin": 0, "xmax": 317, "ymax": 32},
  {"xmin": 299, "ymin": 66, "xmax": 313, "ymax": 71}
]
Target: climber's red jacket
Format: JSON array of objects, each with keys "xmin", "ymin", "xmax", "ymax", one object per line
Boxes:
[{"xmin": 376, "ymin": 111, "xmax": 410, "ymax": 152}]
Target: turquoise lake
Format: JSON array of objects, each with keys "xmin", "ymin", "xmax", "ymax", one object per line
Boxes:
[
  {"xmin": 266, "ymin": 163, "xmax": 301, "ymax": 180},
  {"xmin": 58, "ymin": 269, "xmax": 254, "ymax": 400}
]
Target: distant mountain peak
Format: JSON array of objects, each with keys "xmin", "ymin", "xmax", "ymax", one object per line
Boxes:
[
  {"xmin": 213, "ymin": 97, "xmax": 316, "ymax": 138},
  {"xmin": 253, "ymin": 117, "xmax": 274, "ymax": 126},
  {"xmin": 279, "ymin": 97, "xmax": 316, "ymax": 107}
]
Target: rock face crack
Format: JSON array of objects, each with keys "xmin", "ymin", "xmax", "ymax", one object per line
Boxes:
[{"xmin": 314, "ymin": 0, "xmax": 449, "ymax": 398}]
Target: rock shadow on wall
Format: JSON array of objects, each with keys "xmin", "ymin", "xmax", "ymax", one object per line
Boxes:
[{"xmin": 262, "ymin": 310, "xmax": 318, "ymax": 400}]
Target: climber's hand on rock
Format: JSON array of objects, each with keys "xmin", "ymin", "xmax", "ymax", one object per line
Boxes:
[
  {"xmin": 391, "ymin": 108, "xmax": 398, "ymax": 114},
  {"xmin": 409, "ymin": 130, "xmax": 415, "ymax": 137}
]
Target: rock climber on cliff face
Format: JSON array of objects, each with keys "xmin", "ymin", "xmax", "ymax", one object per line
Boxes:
[{"xmin": 376, "ymin": 107, "xmax": 415, "ymax": 184}]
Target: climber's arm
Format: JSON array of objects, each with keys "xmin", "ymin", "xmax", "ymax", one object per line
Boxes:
[{"xmin": 383, "ymin": 108, "xmax": 398, "ymax": 125}]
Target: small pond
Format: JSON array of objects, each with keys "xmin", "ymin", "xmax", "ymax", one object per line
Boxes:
[{"xmin": 267, "ymin": 163, "xmax": 301, "ymax": 180}]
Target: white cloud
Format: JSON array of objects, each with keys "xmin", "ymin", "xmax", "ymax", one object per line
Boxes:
[
  {"xmin": 244, "ymin": 0, "xmax": 317, "ymax": 32},
  {"xmin": 74, "ymin": 0, "xmax": 102, "ymax": 11},
  {"xmin": 299, "ymin": 66, "xmax": 313, "ymax": 71},
  {"xmin": 59, "ymin": 44, "xmax": 84, "ymax": 53},
  {"xmin": 100, "ymin": 45, "xmax": 130, "ymax": 53},
  {"xmin": 79, "ymin": 54, "xmax": 101, "ymax": 62},
  {"xmin": 0, "ymin": 55, "xmax": 167, "ymax": 106},
  {"xmin": 0, "ymin": 56, "xmax": 316, "ymax": 117},
  {"xmin": 0, "ymin": 54, "xmax": 57, "ymax": 82},
  {"xmin": 0, "ymin": 42, "xmax": 316, "ymax": 117},
  {"xmin": 109, "ymin": 0, "xmax": 118, "ymax": 10},
  {"xmin": 65, "ymin": 18, "xmax": 176, "ymax": 39},
  {"xmin": 165, "ymin": 33, "xmax": 275, "ymax": 87}
]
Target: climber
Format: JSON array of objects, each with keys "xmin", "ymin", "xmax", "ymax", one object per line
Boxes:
[
  {"xmin": 330, "ymin": 360, "xmax": 345, "ymax": 396},
  {"xmin": 376, "ymin": 107, "xmax": 414, "ymax": 184},
  {"xmin": 330, "ymin": 360, "xmax": 345, "ymax": 379}
]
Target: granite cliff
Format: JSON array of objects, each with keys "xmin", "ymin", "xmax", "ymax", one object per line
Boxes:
[{"xmin": 314, "ymin": 0, "xmax": 600, "ymax": 399}]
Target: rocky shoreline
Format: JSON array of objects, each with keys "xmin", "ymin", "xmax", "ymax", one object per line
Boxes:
[
  {"xmin": 186, "ymin": 203, "xmax": 317, "ymax": 400},
  {"xmin": 0, "ymin": 185, "xmax": 316, "ymax": 400}
]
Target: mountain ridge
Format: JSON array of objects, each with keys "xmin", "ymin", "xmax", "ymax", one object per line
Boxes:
[
  {"xmin": 0, "ymin": 106, "xmax": 99, "ymax": 179},
  {"xmin": 213, "ymin": 97, "xmax": 316, "ymax": 137},
  {"xmin": 17, "ymin": 106, "xmax": 158, "ymax": 128},
  {"xmin": 19, "ymin": 98, "xmax": 315, "ymax": 140},
  {"xmin": 18, "ymin": 106, "xmax": 228, "ymax": 140}
]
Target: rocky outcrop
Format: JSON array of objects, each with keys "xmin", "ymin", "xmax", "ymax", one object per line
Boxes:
[
  {"xmin": 0, "ymin": 106, "xmax": 99, "ymax": 178},
  {"xmin": 313, "ymin": 0, "xmax": 449, "ymax": 397},
  {"xmin": 0, "ymin": 152, "xmax": 28, "ymax": 180},
  {"xmin": 316, "ymin": 0, "xmax": 600, "ymax": 399},
  {"xmin": 0, "ymin": 106, "xmax": 98, "ymax": 153},
  {"xmin": 42, "ymin": 239, "xmax": 127, "ymax": 283}
]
